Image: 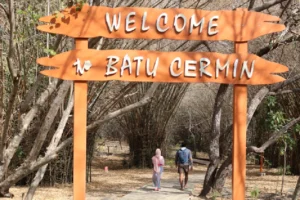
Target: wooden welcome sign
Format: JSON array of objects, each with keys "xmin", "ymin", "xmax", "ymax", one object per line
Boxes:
[
  {"xmin": 38, "ymin": 4, "xmax": 285, "ymax": 41},
  {"xmin": 37, "ymin": 4, "xmax": 287, "ymax": 200},
  {"xmin": 37, "ymin": 49, "xmax": 287, "ymax": 84}
]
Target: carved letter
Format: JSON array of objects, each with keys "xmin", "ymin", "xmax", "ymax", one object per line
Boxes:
[
  {"xmin": 240, "ymin": 60, "xmax": 255, "ymax": 79},
  {"xmin": 141, "ymin": 12, "xmax": 150, "ymax": 32},
  {"xmin": 233, "ymin": 59, "xmax": 239, "ymax": 78},
  {"xmin": 156, "ymin": 13, "xmax": 169, "ymax": 33},
  {"xmin": 199, "ymin": 58, "xmax": 212, "ymax": 77},
  {"xmin": 208, "ymin": 16, "xmax": 219, "ymax": 36},
  {"xmin": 120, "ymin": 54, "xmax": 132, "ymax": 77},
  {"xmin": 174, "ymin": 14, "xmax": 187, "ymax": 33},
  {"xmin": 184, "ymin": 60, "xmax": 197, "ymax": 77},
  {"xmin": 105, "ymin": 13, "xmax": 121, "ymax": 32},
  {"xmin": 216, "ymin": 59, "xmax": 229, "ymax": 78},
  {"xmin": 133, "ymin": 56, "xmax": 143, "ymax": 76},
  {"xmin": 170, "ymin": 57, "xmax": 182, "ymax": 77},
  {"xmin": 189, "ymin": 15, "xmax": 204, "ymax": 34},
  {"xmin": 73, "ymin": 58, "xmax": 82, "ymax": 75},
  {"xmin": 105, "ymin": 56, "xmax": 119, "ymax": 76},
  {"xmin": 146, "ymin": 57, "xmax": 159, "ymax": 77},
  {"xmin": 126, "ymin": 12, "xmax": 136, "ymax": 33}
]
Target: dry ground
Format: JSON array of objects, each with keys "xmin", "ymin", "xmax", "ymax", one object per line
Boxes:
[
  {"xmin": 194, "ymin": 165, "xmax": 298, "ymax": 200},
  {"xmin": 3, "ymin": 154, "xmax": 299, "ymax": 200}
]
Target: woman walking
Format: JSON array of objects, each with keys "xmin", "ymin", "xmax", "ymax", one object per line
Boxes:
[{"xmin": 152, "ymin": 148, "xmax": 165, "ymax": 191}]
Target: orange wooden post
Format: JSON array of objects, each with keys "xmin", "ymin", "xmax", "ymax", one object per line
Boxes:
[
  {"xmin": 73, "ymin": 38, "xmax": 88, "ymax": 200},
  {"xmin": 260, "ymin": 153, "xmax": 264, "ymax": 174},
  {"xmin": 232, "ymin": 41, "xmax": 248, "ymax": 200}
]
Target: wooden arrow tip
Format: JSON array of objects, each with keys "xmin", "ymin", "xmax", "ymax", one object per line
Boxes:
[
  {"xmin": 37, "ymin": 25, "xmax": 59, "ymax": 34},
  {"xmin": 257, "ymin": 22, "xmax": 285, "ymax": 34},
  {"xmin": 274, "ymin": 23, "xmax": 286, "ymax": 31},
  {"xmin": 261, "ymin": 13, "xmax": 281, "ymax": 22},
  {"xmin": 39, "ymin": 15, "xmax": 55, "ymax": 23},
  {"xmin": 271, "ymin": 64, "xmax": 289, "ymax": 73},
  {"xmin": 270, "ymin": 74, "xmax": 286, "ymax": 83},
  {"xmin": 40, "ymin": 70, "xmax": 59, "ymax": 78},
  {"xmin": 36, "ymin": 57, "xmax": 59, "ymax": 67}
]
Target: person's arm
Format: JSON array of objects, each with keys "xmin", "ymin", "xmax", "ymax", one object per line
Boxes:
[
  {"xmin": 152, "ymin": 156, "xmax": 159, "ymax": 173},
  {"xmin": 189, "ymin": 150, "xmax": 193, "ymax": 170}
]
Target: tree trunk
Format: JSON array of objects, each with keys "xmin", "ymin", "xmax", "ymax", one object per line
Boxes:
[
  {"xmin": 281, "ymin": 141, "xmax": 287, "ymax": 195},
  {"xmin": 213, "ymin": 155, "xmax": 232, "ymax": 192},
  {"xmin": 1, "ymin": 0, "xmax": 19, "ymax": 170},
  {"xmin": 122, "ymin": 83, "xmax": 188, "ymax": 168},
  {"xmin": 292, "ymin": 176, "xmax": 300, "ymax": 200},
  {"xmin": 26, "ymin": 81, "xmax": 71, "ymax": 162},
  {"xmin": 23, "ymin": 82, "xmax": 161, "ymax": 199},
  {"xmin": 0, "ymin": 33, "xmax": 3, "ymax": 165},
  {"xmin": 201, "ymin": 80, "xmax": 297, "ymax": 196},
  {"xmin": 200, "ymin": 84, "xmax": 229, "ymax": 196},
  {"xmin": 0, "ymin": 137, "xmax": 72, "ymax": 196},
  {"xmin": 0, "ymin": 80, "xmax": 58, "ymax": 182},
  {"xmin": 24, "ymin": 92, "xmax": 74, "ymax": 200}
]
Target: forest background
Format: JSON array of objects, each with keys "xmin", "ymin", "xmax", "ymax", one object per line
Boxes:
[{"xmin": 0, "ymin": 0, "xmax": 300, "ymax": 199}]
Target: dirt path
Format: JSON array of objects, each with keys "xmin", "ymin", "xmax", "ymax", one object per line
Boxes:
[{"xmin": 120, "ymin": 173, "xmax": 204, "ymax": 200}]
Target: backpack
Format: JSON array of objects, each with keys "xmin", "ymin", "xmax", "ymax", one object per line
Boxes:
[{"xmin": 177, "ymin": 149, "xmax": 190, "ymax": 164}]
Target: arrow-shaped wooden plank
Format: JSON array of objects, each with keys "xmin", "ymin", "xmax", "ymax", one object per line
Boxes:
[
  {"xmin": 37, "ymin": 49, "xmax": 288, "ymax": 85},
  {"xmin": 37, "ymin": 5, "xmax": 285, "ymax": 41}
]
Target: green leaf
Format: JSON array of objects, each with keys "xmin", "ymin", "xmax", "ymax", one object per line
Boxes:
[{"xmin": 44, "ymin": 48, "xmax": 57, "ymax": 56}]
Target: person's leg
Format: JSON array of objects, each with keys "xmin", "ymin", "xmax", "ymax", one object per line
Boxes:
[
  {"xmin": 152, "ymin": 172, "xmax": 156, "ymax": 187},
  {"xmin": 179, "ymin": 173, "xmax": 184, "ymax": 189},
  {"xmin": 178, "ymin": 166, "xmax": 185, "ymax": 190},
  {"xmin": 157, "ymin": 172, "xmax": 161, "ymax": 190},
  {"xmin": 184, "ymin": 172, "xmax": 189, "ymax": 188},
  {"xmin": 179, "ymin": 170, "xmax": 184, "ymax": 190},
  {"xmin": 182, "ymin": 165, "xmax": 189, "ymax": 189},
  {"xmin": 158, "ymin": 167, "xmax": 163, "ymax": 189},
  {"xmin": 153, "ymin": 172, "xmax": 159, "ymax": 190}
]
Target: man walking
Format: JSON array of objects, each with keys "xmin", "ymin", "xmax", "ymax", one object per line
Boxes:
[{"xmin": 175, "ymin": 142, "xmax": 193, "ymax": 190}]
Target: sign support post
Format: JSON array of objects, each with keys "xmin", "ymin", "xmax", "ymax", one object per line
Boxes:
[
  {"xmin": 73, "ymin": 38, "xmax": 88, "ymax": 200},
  {"xmin": 232, "ymin": 41, "xmax": 248, "ymax": 200}
]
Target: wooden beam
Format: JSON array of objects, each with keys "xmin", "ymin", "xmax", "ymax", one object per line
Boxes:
[
  {"xmin": 232, "ymin": 41, "xmax": 248, "ymax": 200},
  {"xmin": 73, "ymin": 38, "xmax": 88, "ymax": 200}
]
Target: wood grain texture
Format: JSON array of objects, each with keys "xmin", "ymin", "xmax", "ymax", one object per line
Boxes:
[{"xmin": 37, "ymin": 5, "xmax": 285, "ymax": 41}]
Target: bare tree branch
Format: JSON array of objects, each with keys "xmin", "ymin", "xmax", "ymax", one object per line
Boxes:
[
  {"xmin": 268, "ymin": 88, "xmax": 300, "ymax": 95},
  {"xmin": 248, "ymin": 0, "xmax": 256, "ymax": 10},
  {"xmin": 271, "ymin": 74, "xmax": 300, "ymax": 91},
  {"xmin": 0, "ymin": 80, "xmax": 59, "ymax": 181},
  {"xmin": 25, "ymin": 91, "xmax": 74, "ymax": 200},
  {"xmin": 248, "ymin": 116, "xmax": 300, "ymax": 153},
  {"xmin": 254, "ymin": 0, "xmax": 289, "ymax": 12},
  {"xmin": 279, "ymin": 0, "xmax": 293, "ymax": 18},
  {"xmin": 256, "ymin": 35, "xmax": 300, "ymax": 57},
  {"xmin": 0, "ymin": 3, "xmax": 9, "ymax": 19},
  {"xmin": 0, "ymin": 137, "xmax": 72, "ymax": 192},
  {"xmin": 26, "ymin": 81, "xmax": 71, "ymax": 162},
  {"xmin": 87, "ymin": 83, "xmax": 160, "ymax": 131},
  {"xmin": 247, "ymin": 87, "xmax": 269, "ymax": 126}
]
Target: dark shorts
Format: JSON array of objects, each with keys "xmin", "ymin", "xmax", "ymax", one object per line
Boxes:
[{"xmin": 178, "ymin": 164, "xmax": 189, "ymax": 174}]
